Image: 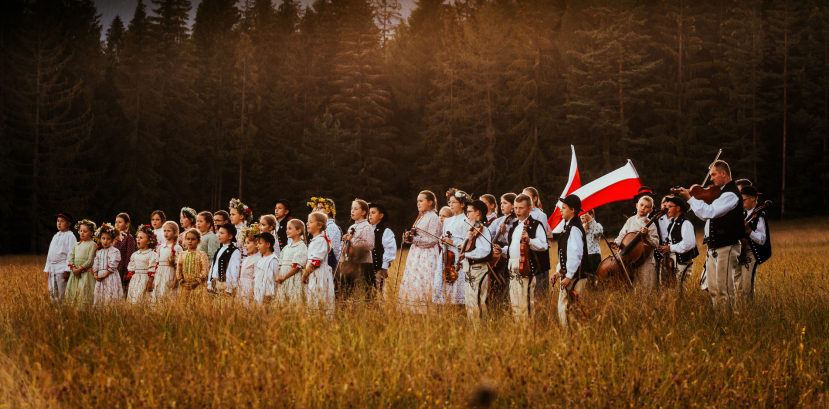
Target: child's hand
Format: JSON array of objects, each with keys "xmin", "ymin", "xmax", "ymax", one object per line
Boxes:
[
  {"xmin": 146, "ymin": 278, "xmax": 154, "ymax": 292},
  {"xmin": 169, "ymin": 280, "xmax": 177, "ymax": 289},
  {"xmin": 62, "ymin": 271, "xmax": 70, "ymax": 280},
  {"xmin": 301, "ymin": 271, "xmax": 311, "ymax": 285},
  {"xmin": 275, "ymin": 276, "xmax": 284, "ymax": 285}
]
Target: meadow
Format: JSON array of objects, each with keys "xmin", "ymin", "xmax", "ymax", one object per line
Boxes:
[{"xmin": 1, "ymin": 218, "xmax": 828, "ymax": 408}]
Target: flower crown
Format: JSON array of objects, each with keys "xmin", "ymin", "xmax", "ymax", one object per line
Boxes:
[
  {"xmin": 137, "ymin": 224, "xmax": 159, "ymax": 249},
  {"xmin": 446, "ymin": 188, "xmax": 472, "ymax": 204},
  {"xmin": 181, "ymin": 207, "xmax": 197, "ymax": 219},
  {"xmin": 307, "ymin": 197, "xmax": 336, "ymax": 217},
  {"xmin": 242, "ymin": 222, "xmax": 263, "ymax": 242},
  {"xmin": 229, "ymin": 198, "xmax": 253, "ymax": 224},
  {"xmin": 74, "ymin": 219, "xmax": 99, "ymax": 243},
  {"xmin": 94, "ymin": 222, "xmax": 116, "ymax": 242}
]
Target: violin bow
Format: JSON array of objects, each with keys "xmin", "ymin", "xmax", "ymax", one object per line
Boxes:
[
  {"xmin": 462, "ymin": 219, "xmax": 497, "ymax": 248},
  {"xmin": 701, "ymin": 148, "xmax": 723, "ymax": 186},
  {"xmin": 460, "ymin": 219, "xmax": 505, "ymax": 287},
  {"xmin": 412, "ymin": 227, "xmax": 460, "ymax": 249}
]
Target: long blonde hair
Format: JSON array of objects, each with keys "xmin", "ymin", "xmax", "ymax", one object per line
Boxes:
[
  {"xmin": 163, "ymin": 221, "xmax": 180, "ymax": 266},
  {"xmin": 288, "ymin": 219, "xmax": 307, "ymax": 245},
  {"xmin": 309, "ymin": 212, "xmax": 331, "ymax": 253}
]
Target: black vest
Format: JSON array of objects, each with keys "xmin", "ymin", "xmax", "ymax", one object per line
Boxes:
[
  {"xmin": 654, "ymin": 215, "xmax": 667, "ymax": 262},
  {"xmin": 212, "ymin": 244, "xmax": 238, "ymax": 282},
  {"xmin": 464, "ymin": 222, "xmax": 493, "ymax": 264},
  {"xmin": 707, "ymin": 181, "xmax": 745, "ymax": 248},
  {"xmin": 668, "ymin": 215, "xmax": 699, "ymax": 264},
  {"xmin": 371, "ymin": 223, "xmax": 391, "ymax": 272},
  {"xmin": 506, "ymin": 217, "xmax": 551, "ymax": 276},
  {"xmin": 557, "ymin": 218, "xmax": 589, "ymax": 281},
  {"xmin": 746, "ymin": 209, "xmax": 772, "ymax": 264},
  {"xmin": 276, "ymin": 217, "xmax": 290, "ymax": 249}
]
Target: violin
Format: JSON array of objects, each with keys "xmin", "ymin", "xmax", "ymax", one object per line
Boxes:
[
  {"xmin": 671, "ymin": 149, "xmax": 723, "ymax": 204},
  {"xmin": 661, "ymin": 249, "xmax": 677, "ymax": 288},
  {"xmin": 595, "ymin": 208, "xmax": 667, "ymax": 286},
  {"xmin": 519, "ymin": 221, "xmax": 530, "ymax": 277},
  {"xmin": 442, "ymin": 232, "xmax": 458, "ymax": 283},
  {"xmin": 738, "ymin": 200, "xmax": 772, "ymax": 265},
  {"xmin": 334, "ymin": 226, "xmax": 356, "ymax": 286}
]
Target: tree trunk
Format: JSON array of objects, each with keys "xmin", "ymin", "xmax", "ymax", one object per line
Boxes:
[
  {"xmin": 31, "ymin": 33, "xmax": 43, "ymax": 253},
  {"xmin": 782, "ymin": 3, "xmax": 788, "ymax": 217},
  {"xmin": 240, "ymin": 58, "xmax": 246, "ymax": 200}
]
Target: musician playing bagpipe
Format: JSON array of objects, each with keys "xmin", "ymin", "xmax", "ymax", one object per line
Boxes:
[
  {"xmin": 655, "ymin": 196, "xmax": 699, "ymax": 289},
  {"xmin": 551, "ymin": 194, "xmax": 589, "ymax": 328},
  {"xmin": 458, "ymin": 200, "xmax": 494, "ymax": 322},
  {"xmin": 736, "ymin": 185, "xmax": 772, "ymax": 300},
  {"xmin": 675, "ymin": 160, "xmax": 744, "ymax": 310}
]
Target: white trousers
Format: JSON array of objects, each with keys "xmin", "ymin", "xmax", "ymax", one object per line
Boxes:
[
  {"xmin": 735, "ymin": 252, "xmax": 759, "ymax": 300},
  {"xmin": 463, "ymin": 261, "xmax": 490, "ymax": 322},
  {"xmin": 557, "ymin": 278, "xmax": 586, "ymax": 328},
  {"xmin": 705, "ymin": 244, "xmax": 740, "ymax": 310},
  {"xmin": 508, "ymin": 258, "xmax": 536, "ymax": 323},
  {"xmin": 47, "ymin": 272, "xmax": 68, "ymax": 303}
]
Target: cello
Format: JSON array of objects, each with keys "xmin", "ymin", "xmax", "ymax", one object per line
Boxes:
[
  {"xmin": 595, "ymin": 208, "xmax": 667, "ymax": 286},
  {"xmin": 738, "ymin": 200, "xmax": 772, "ymax": 265}
]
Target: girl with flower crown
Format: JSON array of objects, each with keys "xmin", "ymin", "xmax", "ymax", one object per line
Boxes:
[
  {"xmin": 433, "ymin": 188, "xmax": 470, "ymax": 308},
  {"xmin": 66, "ymin": 219, "xmax": 98, "ymax": 308},
  {"xmin": 229, "ymin": 198, "xmax": 253, "ymax": 260},
  {"xmin": 303, "ymin": 212, "xmax": 335, "ymax": 317},
  {"xmin": 92, "ymin": 223, "xmax": 123, "ymax": 305},
  {"xmin": 126, "ymin": 225, "xmax": 159, "ymax": 304},
  {"xmin": 308, "ymin": 197, "xmax": 342, "ymax": 270},
  {"xmin": 153, "ymin": 221, "xmax": 183, "ymax": 303}
]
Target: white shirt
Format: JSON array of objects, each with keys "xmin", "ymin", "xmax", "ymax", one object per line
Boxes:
[
  {"xmin": 207, "ymin": 244, "xmax": 241, "ymax": 293},
  {"xmin": 373, "ymin": 226, "xmax": 397, "ymax": 269},
  {"xmin": 327, "ymin": 220, "xmax": 342, "ymax": 261},
  {"xmin": 463, "ymin": 223, "xmax": 492, "ymax": 262},
  {"xmin": 563, "ymin": 226, "xmax": 584, "ymax": 279},
  {"xmin": 44, "ymin": 230, "xmax": 77, "ymax": 274},
  {"xmin": 501, "ymin": 217, "xmax": 548, "ymax": 259},
  {"xmin": 745, "ymin": 207, "xmax": 767, "ymax": 245},
  {"xmin": 688, "ymin": 187, "xmax": 739, "ymax": 237},
  {"xmin": 307, "ymin": 235, "xmax": 329, "ymax": 264},
  {"xmin": 253, "ymin": 253, "xmax": 279, "ymax": 303},
  {"xmin": 656, "ymin": 215, "xmax": 670, "ymax": 245},
  {"xmin": 154, "ymin": 228, "xmax": 167, "ymax": 247},
  {"xmin": 529, "ymin": 207, "xmax": 551, "ymax": 238},
  {"xmin": 668, "ymin": 217, "xmax": 697, "ymax": 255}
]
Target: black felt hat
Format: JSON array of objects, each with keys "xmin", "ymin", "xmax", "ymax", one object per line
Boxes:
[
  {"xmin": 664, "ymin": 196, "xmax": 689, "ymax": 212},
  {"xmin": 559, "ymin": 194, "xmax": 584, "ymax": 213},
  {"xmin": 55, "ymin": 212, "xmax": 73, "ymax": 224},
  {"xmin": 740, "ymin": 186, "xmax": 761, "ymax": 197},
  {"xmin": 469, "ymin": 200, "xmax": 489, "ymax": 221}
]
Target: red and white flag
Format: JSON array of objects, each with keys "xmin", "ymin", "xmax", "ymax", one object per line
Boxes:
[
  {"xmin": 549, "ymin": 160, "xmax": 644, "ymax": 233},
  {"xmin": 547, "ymin": 145, "xmax": 581, "ymax": 232}
]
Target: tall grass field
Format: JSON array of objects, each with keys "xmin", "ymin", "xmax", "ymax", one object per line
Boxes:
[{"xmin": 1, "ymin": 218, "xmax": 828, "ymax": 407}]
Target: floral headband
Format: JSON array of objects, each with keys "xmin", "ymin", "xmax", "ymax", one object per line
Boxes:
[
  {"xmin": 229, "ymin": 198, "xmax": 253, "ymax": 224},
  {"xmin": 94, "ymin": 222, "xmax": 116, "ymax": 242},
  {"xmin": 242, "ymin": 223, "xmax": 263, "ymax": 242},
  {"xmin": 136, "ymin": 224, "xmax": 159, "ymax": 249},
  {"xmin": 307, "ymin": 197, "xmax": 336, "ymax": 217},
  {"xmin": 74, "ymin": 219, "xmax": 99, "ymax": 243},
  {"xmin": 446, "ymin": 188, "xmax": 472, "ymax": 204},
  {"xmin": 181, "ymin": 207, "xmax": 197, "ymax": 219}
]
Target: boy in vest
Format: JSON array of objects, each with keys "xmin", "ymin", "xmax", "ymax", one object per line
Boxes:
[
  {"xmin": 501, "ymin": 194, "xmax": 549, "ymax": 324},
  {"xmin": 207, "ymin": 224, "xmax": 241, "ymax": 295},
  {"xmin": 656, "ymin": 196, "xmax": 699, "ymax": 289},
  {"xmin": 368, "ymin": 202, "xmax": 396, "ymax": 297},
  {"xmin": 551, "ymin": 195, "xmax": 588, "ymax": 328},
  {"xmin": 676, "ymin": 160, "xmax": 744, "ymax": 310},
  {"xmin": 459, "ymin": 200, "xmax": 494, "ymax": 322},
  {"xmin": 737, "ymin": 185, "xmax": 771, "ymax": 300}
]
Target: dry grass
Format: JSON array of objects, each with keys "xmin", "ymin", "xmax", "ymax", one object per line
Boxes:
[{"xmin": 1, "ymin": 218, "xmax": 829, "ymax": 408}]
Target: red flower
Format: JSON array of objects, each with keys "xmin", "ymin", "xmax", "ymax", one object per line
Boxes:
[
  {"xmin": 311, "ymin": 260, "xmax": 321, "ymax": 267},
  {"xmin": 126, "ymin": 272, "xmax": 134, "ymax": 279}
]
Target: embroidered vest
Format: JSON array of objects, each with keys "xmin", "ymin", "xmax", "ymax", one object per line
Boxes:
[{"xmin": 668, "ymin": 215, "xmax": 699, "ymax": 264}]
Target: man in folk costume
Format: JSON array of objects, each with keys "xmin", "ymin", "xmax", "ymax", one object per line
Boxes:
[
  {"xmin": 459, "ymin": 200, "xmax": 494, "ymax": 322},
  {"xmin": 368, "ymin": 203, "xmax": 396, "ymax": 297},
  {"xmin": 551, "ymin": 194, "xmax": 589, "ymax": 328},
  {"xmin": 655, "ymin": 196, "xmax": 699, "ymax": 289},
  {"xmin": 676, "ymin": 160, "xmax": 744, "ymax": 310},
  {"xmin": 498, "ymin": 194, "xmax": 550, "ymax": 324},
  {"xmin": 611, "ymin": 195, "xmax": 659, "ymax": 289},
  {"xmin": 736, "ymin": 185, "xmax": 771, "ymax": 300}
]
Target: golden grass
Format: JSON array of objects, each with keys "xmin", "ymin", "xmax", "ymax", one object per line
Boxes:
[{"xmin": 1, "ymin": 218, "xmax": 829, "ymax": 408}]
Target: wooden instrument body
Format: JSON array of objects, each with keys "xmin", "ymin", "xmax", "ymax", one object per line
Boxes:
[
  {"xmin": 738, "ymin": 200, "xmax": 772, "ymax": 265},
  {"xmin": 518, "ymin": 221, "xmax": 530, "ymax": 277},
  {"xmin": 661, "ymin": 252, "xmax": 677, "ymax": 288},
  {"xmin": 443, "ymin": 232, "xmax": 458, "ymax": 283},
  {"xmin": 595, "ymin": 209, "xmax": 665, "ymax": 285},
  {"xmin": 670, "ymin": 184, "xmax": 722, "ymax": 205}
]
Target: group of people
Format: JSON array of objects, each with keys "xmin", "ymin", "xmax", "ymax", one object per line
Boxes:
[{"xmin": 42, "ymin": 159, "xmax": 771, "ymax": 327}]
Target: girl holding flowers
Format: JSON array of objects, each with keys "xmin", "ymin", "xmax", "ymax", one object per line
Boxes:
[
  {"xmin": 66, "ymin": 219, "xmax": 98, "ymax": 307},
  {"xmin": 125, "ymin": 225, "xmax": 159, "ymax": 304},
  {"xmin": 175, "ymin": 228, "xmax": 210, "ymax": 295},
  {"xmin": 92, "ymin": 223, "xmax": 123, "ymax": 305},
  {"xmin": 276, "ymin": 219, "xmax": 308, "ymax": 306},
  {"xmin": 152, "ymin": 221, "xmax": 183, "ymax": 303}
]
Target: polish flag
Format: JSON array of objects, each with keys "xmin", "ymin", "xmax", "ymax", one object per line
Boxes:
[
  {"xmin": 550, "ymin": 160, "xmax": 644, "ymax": 233},
  {"xmin": 547, "ymin": 145, "xmax": 581, "ymax": 233}
]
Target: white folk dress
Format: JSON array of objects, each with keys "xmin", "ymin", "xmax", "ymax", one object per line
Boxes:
[
  {"xmin": 126, "ymin": 249, "xmax": 159, "ymax": 304},
  {"xmin": 397, "ymin": 212, "xmax": 442, "ymax": 314},
  {"xmin": 432, "ymin": 214, "xmax": 467, "ymax": 305},
  {"xmin": 238, "ymin": 252, "xmax": 261, "ymax": 300},
  {"xmin": 154, "ymin": 228, "xmax": 167, "ymax": 247},
  {"xmin": 235, "ymin": 222, "xmax": 248, "ymax": 259},
  {"xmin": 92, "ymin": 247, "xmax": 123, "ymax": 305},
  {"xmin": 253, "ymin": 253, "xmax": 279, "ymax": 304},
  {"xmin": 44, "ymin": 230, "xmax": 77, "ymax": 302},
  {"xmin": 306, "ymin": 235, "xmax": 335, "ymax": 317},
  {"xmin": 277, "ymin": 240, "xmax": 308, "ymax": 306},
  {"xmin": 152, "ymin": 242, "xmax": 183, "ymax": 303}
]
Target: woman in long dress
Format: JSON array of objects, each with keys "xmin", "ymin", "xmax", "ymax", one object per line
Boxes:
[
  {"xmin": 397, "ymin": 191, "xmax": 442, "ymax": 314},
  {"xmin": 433, "ymin": 188, "xmax": 469, "ymax": 307}
]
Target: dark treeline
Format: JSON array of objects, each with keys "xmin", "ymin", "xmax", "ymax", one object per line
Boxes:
[{"xmin": 1, "ymin": 0, "xmax": 828, "ymax": 254}]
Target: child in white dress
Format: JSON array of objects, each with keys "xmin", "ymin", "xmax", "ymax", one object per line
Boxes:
[
  {"xmin": 253, "ymin": 233, "xmax": 279, "ymax": 304},
  {"xmin": 126, "ymin": 225, "xmax": 159, "ymax": 304},
  {"xmin": 92, "ymin": 224, "xmax": 123, "ymax": 305},
  {"xmin": 152, "ymin": 221, "xmax": 183, "ymax": 303},
  {"xmin": 276, "ymin": 219, "xmax": 308, "ymax": 306},
  {"xmin": 238, "ymin": 225, "xmax": 262, "ymax": 300},
  {"xmin": 303, "ymin": 212, "xmax": 335, "ymax": 317}
]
